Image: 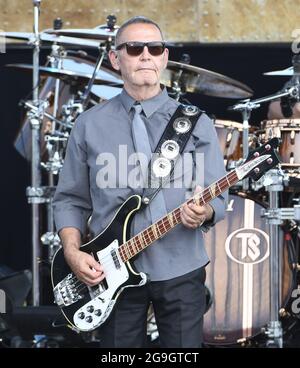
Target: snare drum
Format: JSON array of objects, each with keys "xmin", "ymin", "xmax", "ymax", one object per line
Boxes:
[{"xmin": 260, "ymin": 119, "xmax": 300, "ymax": 168}]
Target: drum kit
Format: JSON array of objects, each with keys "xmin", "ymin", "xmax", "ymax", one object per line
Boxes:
[{"xmin": 5, "ymin": 1, "xmax": 300, "ymax": 348}]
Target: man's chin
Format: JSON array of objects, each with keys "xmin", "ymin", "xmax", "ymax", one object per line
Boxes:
[{"xmin": 134, "ymin": 78, "xmax": 159, "ymax": 87}]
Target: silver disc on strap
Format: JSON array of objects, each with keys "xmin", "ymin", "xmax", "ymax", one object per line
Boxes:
[
  {"xmin": 173, "ymin": 117, "xmax": 192, "ymax": 134},
  {"xmin": 160, "ymin": 140, "xmax": 180, "ymax": 160},
  {"xmin": 152, "ymin": 157, "xmax": 172, "ymax": 178},
  {"xmin": 182, "ymin": 105, "xmax": 200, "ymax": 117}
]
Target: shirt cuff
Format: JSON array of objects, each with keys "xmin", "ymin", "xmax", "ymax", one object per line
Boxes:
[
  {"xmin": 201, "ymin": 196, "xmax": 225, "ymax": 232},
  {"xmin": 54, "ymin": 208, "xmax": 87, "ymax": 237}
]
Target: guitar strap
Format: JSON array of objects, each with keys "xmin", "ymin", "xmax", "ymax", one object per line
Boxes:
[{"xmin": 141, "ymin": 104, "xmax": 203, "ymax": 207}]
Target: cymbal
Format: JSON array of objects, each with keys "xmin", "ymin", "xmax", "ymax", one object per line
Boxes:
[
  {"xmin": 6, "ymin": 63, "xmax": 123, "ymax": 87},
  {"xmin": 5, "ymin": 31, "xmax": 100, "ymax": 48},
  {"xmin": 44, "ymin": 27, "xmax": 117, "ymax": 41},
  {"xmin": 161, "ymin": 61, "xmax": 253, "ymax": 98},
  {"xmin": 264, "ymin": 66, "xmax": 296, "ymax": 76}
]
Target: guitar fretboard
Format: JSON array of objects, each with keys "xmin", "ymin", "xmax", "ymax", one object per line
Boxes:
[{"xmin": 118, "ymin": 169, "xmax": 239, "ymax": 263}]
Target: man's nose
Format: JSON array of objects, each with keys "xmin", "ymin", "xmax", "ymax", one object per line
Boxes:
[{"xmin": 140, "ymin": 46, "xmax": 151, "ymax": 59}]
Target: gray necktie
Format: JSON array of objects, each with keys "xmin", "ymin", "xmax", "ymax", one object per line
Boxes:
[{"xmin": 131, "ymin": 104, "xmax": 168, "ymax": 222}]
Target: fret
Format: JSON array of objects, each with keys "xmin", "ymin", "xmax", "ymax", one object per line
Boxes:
[
  {"xmin": 209, "ymin": 183, "xmax": 216, "ymax": 199},
  {"xmin": 156, "ymin": 221, "xmax": 162, "ymax": 237},
  {"xmin": 168, "ymin": 213, "xmax": 174, "ymax": 227},
  {"xmin": 138, "ymin": 233, "xmax": 145, "ymax": 249},
  {"xmin": 141, "ymin": 231, "xmax": 147, "ymax": 246},
  {"xmin": 225, "ymin": 175, "xmax": 230, "ymax": 187},
  {"xmin": 133, "ymin": 236, "xmax": 140, "ymax": 254},
  {"xmin": 129, "ymin": 239, "xmax": 137, "ymax": 254},
  {"xmin": 146, "ymin": 227, "xmax": 154, "ymax": 242},
  {"xmin": 216, "ymin": 181, "xmax": 222, "ymax": 195},
  {"xmin": 122, "ymin": 244, "xmax": 130, "ymax": 261},
  {"xmin": 173, "ymin": 210, "xmax": 180, "ymax": 224},
  {"xmin": 161, "ymin": 218, "xmax": 167, "ymax": 233},
  {"xmin": 125, "ymin": 243, "xmax": 132, "ymax": 258},
  {"xmin": 200, "ymin": 192, "xmax": 206, "ymax": 206},
  {"xmin": 119, "ymin": 246, "xmax": 126, "ymax": 262},
  {"xmin": 152, "ymin": 223, "xmax": 159, "ymax": 239},
  {"xmin": 201, "ymin": 190, "xmax": 209, "ymax": 205}
]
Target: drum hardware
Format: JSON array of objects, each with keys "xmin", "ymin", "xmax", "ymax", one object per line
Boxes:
[
  {"xmin": 40, "ymin": 151, "xmax": 65, "ymax": 175},
  {"xmin": 40, "ymin": 232, "xmax": 61, "ymax": 263},
  {"xmin": 80, "ymin": 43, "xmax": 110, "ymax": 110},
  {"xmin": 23, "ymin": 100, "xmax": 73, "ymax": 129},
  {"xmin": 229, "ymin": 83, "xmax": 300, "ymax": 193},
  {"xmin": 260, "ymin": 168, "xmax": 300, "ymax": 348},
  {"xmin": 28, "ymin": 0, "xmax": 43, "ymax": 307}
]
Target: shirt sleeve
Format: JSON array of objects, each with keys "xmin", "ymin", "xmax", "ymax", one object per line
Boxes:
[
  {"xmin": 194, "ymin": 114, "xmax": 228, "ymax": 231},
  {"xmin": 52, "ymin": 114, "xmax": 92, "ymax": 237}
]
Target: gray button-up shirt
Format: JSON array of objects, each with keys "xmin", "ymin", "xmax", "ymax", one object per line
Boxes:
[{"xmin": 53, "ymin": 87, "xmax": 227, "ymax": 281}]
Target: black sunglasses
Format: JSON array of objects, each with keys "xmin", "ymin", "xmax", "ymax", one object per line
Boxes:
[{"xmin": 115, "ymin": 41, "xmax": 166, "ymax": 56}]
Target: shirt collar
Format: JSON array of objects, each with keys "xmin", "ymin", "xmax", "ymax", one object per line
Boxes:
[{"xmin": 120, "ymin": 86, "xmax": 169, "ymax": 118}]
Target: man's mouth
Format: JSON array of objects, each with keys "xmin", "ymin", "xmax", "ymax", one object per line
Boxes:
[{"xmin": 137, "ymin": 68, "xmax": 155, "ymax": 71}]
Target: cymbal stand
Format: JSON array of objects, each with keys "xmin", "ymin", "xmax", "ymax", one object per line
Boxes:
[
  {"xmin": 42, "ymin": 44, "xmax": 67, "ymax": 262},
  {"xmin": 80, "ymin": 41, "xmax": 111, "ymax": 110},
  {"xmin": 26, "ymin": 0, "xmax": 42, "ymax": 306}
]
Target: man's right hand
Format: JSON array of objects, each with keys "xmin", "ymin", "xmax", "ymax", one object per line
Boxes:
[
  {"xmin": 64, "ymin": 248, "xmax": 105, "ymax": 286},
  {"xmin": 59, "ymin": 227, "xmax": 105, "ymax": 286}
]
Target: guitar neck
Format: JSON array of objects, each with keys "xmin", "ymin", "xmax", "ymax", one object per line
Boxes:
[{"xmin": 118, "ymin": 169, "xmax": 239, "ymax": 262}]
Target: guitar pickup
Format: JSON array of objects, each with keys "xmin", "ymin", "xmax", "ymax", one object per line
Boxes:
[{"xmin": 111, "ymin": 249, "xmax": 121, "ymax": 269}]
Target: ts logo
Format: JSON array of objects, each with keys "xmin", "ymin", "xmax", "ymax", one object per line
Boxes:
[{"xmin": 225, "ymin": 228, "xmax": 269, "ymax": 265}]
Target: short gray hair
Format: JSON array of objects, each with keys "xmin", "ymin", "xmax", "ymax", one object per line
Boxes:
[{"xmin": 116, "ymin": 16, "xmax": 164, "ymax": 46}]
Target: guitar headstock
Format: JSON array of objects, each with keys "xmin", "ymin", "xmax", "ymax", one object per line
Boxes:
[{"xmin": 236, "ymin": 138, "xmax": 281, "ymax": 181}]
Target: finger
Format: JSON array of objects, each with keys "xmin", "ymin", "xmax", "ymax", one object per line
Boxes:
[
  {"xmin": 188, "ymin": 202, "xmax": 206, "ymax": 216},
  {"xmin": 181, "ymin": 208, "xmax": 199, "ymax": 227},
  {"xmin": 81, "ymin": 268, "xmax": 106, "ymax": 284},
  {"xmin": 183, "ymin": 203, "xmax": 202, "ymax": 221},
  {"xmin": 86, "ymin": 254, "xmax": 102, "ymax": 271},
  {"xmin": 194, "ymin": 185, "xmax": 203, "ymax": 194}
]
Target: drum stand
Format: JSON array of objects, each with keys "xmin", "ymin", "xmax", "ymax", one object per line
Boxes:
[
  {"xmin": 261, "ymin": 170, "xmax": 300, "ymax": 347},
  {"xmin": 263, "ymin": 169, "xmax": 284, "ymax": 347},
  {"xmin": 229, "ymin": 87, "xmax": 300, "ymax": 347},
  {"xmin": 26, "ymin": 0, "xmax": 43, "ymax": 306}
]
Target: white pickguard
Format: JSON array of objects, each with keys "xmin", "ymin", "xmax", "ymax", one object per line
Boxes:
[{"xmin": 73, "ymin": 240, "xmax": 130, "ymax": 331}]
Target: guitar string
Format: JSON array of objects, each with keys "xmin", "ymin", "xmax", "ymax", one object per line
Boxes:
[{"xmin": 64, "ymin": 172, "xmax": 238, "ymax": 295}]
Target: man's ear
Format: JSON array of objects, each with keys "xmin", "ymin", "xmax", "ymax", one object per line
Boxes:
[{"xmin": 108, "ymin": 50, "xmax": 120, "ymax": 71}]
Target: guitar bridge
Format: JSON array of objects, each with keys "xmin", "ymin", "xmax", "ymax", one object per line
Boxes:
[{"xmin": 54, "ymin": 273, "xmax": 84, "ymax": 307}]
